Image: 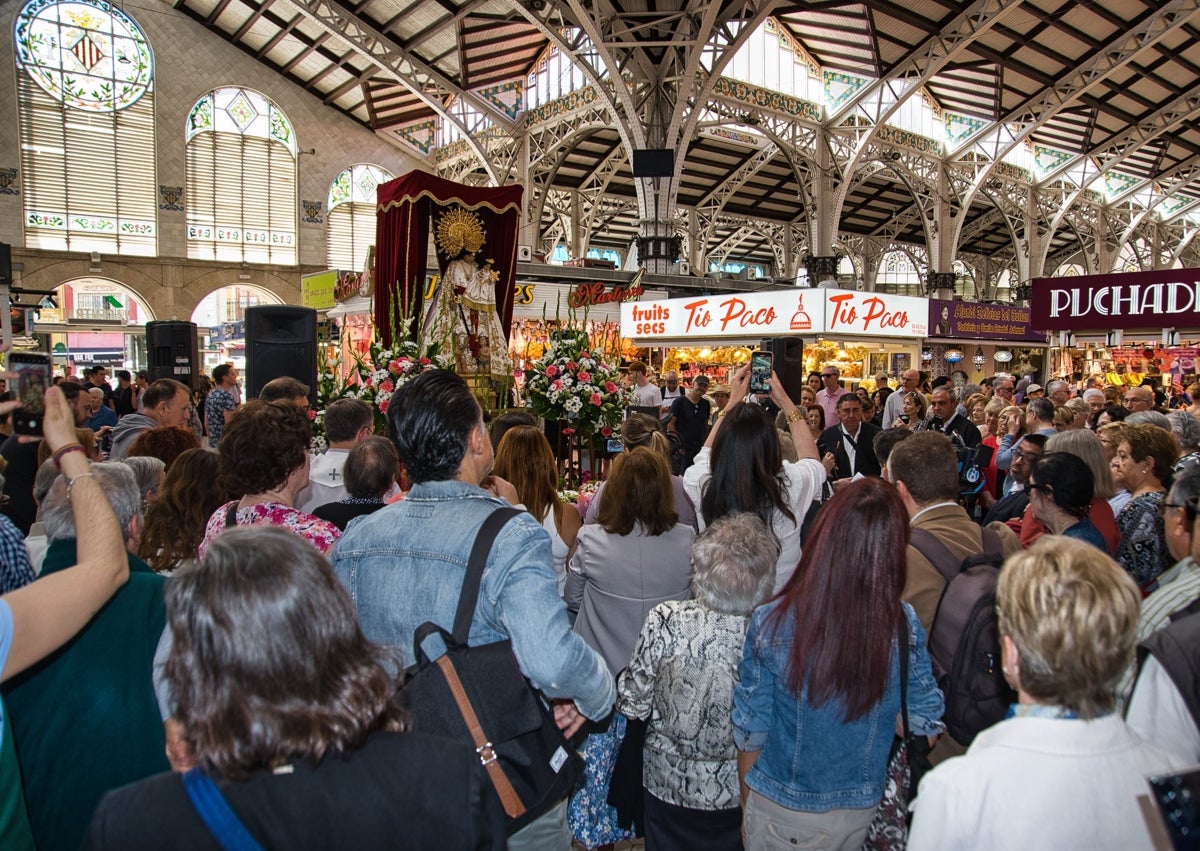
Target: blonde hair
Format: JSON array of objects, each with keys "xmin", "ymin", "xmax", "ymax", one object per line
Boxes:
[
  {"xmin": 998, "ymin": 537, "xmax": 1140, "ymax": 718},
  {"xmin": 1046, "ymin": 428, "xmax": 1116, "ymax": 499}
]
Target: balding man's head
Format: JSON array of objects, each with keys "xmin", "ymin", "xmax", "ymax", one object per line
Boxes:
[{"xmin": 1124, "ymin": 386, "xmax": 1154, "ymax": 412}]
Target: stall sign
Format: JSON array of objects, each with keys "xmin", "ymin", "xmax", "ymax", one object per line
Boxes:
[
  {"xmin": 1109, "ymin": 347, "xmax": 1199, "ymax": 378},
  {"xmin": 1031, "ymin": 267, "xmax": 1200, "ymax": 331},
  {"xmin": 333, "ymin": 269, "xmax": 371, "ymax": 304},
  {"xmin": 567, "ymin": 271, "xmax": 646, "ymax": 308},
  {"xmin": 301, "ymin": 270, "xmax": 338, "ymax": 310},
  {"xmin": 825, "ymin": 291, "xmax": 927, "ymax": 338},
  {"xmin": 621, "ymin": 290, "xmax": 825, "ymax": 339},
  {"xmin": 927, "ymin": 299, "xmax": 1044, "ymax": 342}
]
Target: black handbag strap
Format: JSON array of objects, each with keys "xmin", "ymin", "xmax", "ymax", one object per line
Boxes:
[
  {"xmin": 451, "ymin": 507, "xmax": 523, "ymax": 642},
  {"xmin": 225, "ymin": 503, "xmax": 239, "ymax": 529}
]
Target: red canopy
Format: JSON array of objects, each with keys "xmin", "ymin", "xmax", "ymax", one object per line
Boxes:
[{"xmin": 374, "ymin": 170, "xmax": 524, "ymax": 347}]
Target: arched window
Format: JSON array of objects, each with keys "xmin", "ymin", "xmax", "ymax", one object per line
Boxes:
[
  {"xmin": 326, "ymin": 164, "xmax": 393, "ymax": 270},
  {"xmin": 14, "ymin": 0, "xmax": 157, "ymax": 254},
  {"xmin": 186, "ymin": 87, "xmax": 297, "ymax": 264}
]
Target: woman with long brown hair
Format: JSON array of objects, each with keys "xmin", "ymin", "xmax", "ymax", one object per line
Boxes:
[
  {"xmin": 733, "ymin": 477, "xmax": 944, "ymax": 849},
  {"xmin": 494, "ymin": 425, "xmax": 580, "ymax": 594},
  {"xmin": 139, "ymin": 449, "xmax": 231, "ymax": 573}
]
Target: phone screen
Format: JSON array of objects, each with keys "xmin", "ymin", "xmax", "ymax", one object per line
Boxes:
[
  {"xmin": 749, "ymin": 351, "xmax": 773, "ymax": 393},
  {"xmin": 12, "ymin": 352, "xmax": 51, "ymax": 436}
]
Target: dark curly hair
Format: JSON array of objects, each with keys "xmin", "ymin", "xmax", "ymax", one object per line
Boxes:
[
  {"xmin": 166, "ymin": 526, "xmax": 407, "ymax": 780},
  {"xmin": 128, "ymin": 425, "xmax": 202, "ymax": 471},
  {"xmin": 219, "ymin": 400, "xmax": 311, "ymax": 496},
  {"xmin": 140, "ymin": 449, "xmax": 232, "ymax": 572}
]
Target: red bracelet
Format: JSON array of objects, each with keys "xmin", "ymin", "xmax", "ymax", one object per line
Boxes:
[{"xmin": 52, "ymin": 444, "xmax": 86, "ymax": 468}]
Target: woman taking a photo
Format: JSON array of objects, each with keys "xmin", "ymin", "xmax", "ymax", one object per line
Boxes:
[
  {"xmin": 733, "ymin": 477, "xmax": 944, "ymax": 850},
  {"xmin": 494, "ymin": 425, "xmax": 581, "ymax": 595},
  {"xmin": 85, "ymin": 526, "xmax": 506, "ymax": 849},
  {"xmin": 891, "ymin": 390, "xmax": 928, "ymax": 429},
  {"xmin": 684, "ymin": 364, "xmax": 825, "ymax": 592}
]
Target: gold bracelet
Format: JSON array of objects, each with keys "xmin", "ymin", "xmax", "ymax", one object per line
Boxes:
[{"xmin": 785, "ymin": 408, "xmax": 805, "ymax": 424}]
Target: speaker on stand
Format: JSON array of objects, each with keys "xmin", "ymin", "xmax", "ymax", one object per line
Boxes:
[
  {"xmin": 145, "ymin": 321, "xmax": 199, "ymax": 390},
  {"xmin": 762, "ymin": 337, "xmax": 805, "ymax": 405},
  {"xmin": 244, "ymin": 306, "xmax": 318, "ymax": 405}
]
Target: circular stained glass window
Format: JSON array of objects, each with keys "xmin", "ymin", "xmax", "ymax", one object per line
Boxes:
[{"xmin": 14, "ymin": 0, "xmax": 153, "ymax": 112}]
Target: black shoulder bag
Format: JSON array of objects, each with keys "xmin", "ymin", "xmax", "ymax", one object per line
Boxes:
[{"xmin": 400, "ymin": 506, "xmax": 584, "ymax": 836}]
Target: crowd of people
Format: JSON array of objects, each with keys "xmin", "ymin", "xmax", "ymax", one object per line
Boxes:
[{"xmin": 0, "ymin": 356, "xmax": 1192, "ymax": 850}]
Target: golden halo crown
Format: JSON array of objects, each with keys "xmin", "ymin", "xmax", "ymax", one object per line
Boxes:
[{"xmin": 436, "ymin": 208, "xmax": 486, "ymax": 256}]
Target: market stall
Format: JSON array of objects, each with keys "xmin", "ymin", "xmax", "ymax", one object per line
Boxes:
[
  {"xmin": 1031, "ymin": 267, "xmax": 1200, "ymax": 394},
  {"xmin": 925, "ymin": 298, "xmax": 1049, "ymax": 386}
]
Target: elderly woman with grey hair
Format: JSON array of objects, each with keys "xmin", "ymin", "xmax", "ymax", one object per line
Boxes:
[
  {"xmin": 616, "ymin": 513, "xmax": 778, "ymax": 850},
  {"xmin": 1168, "ymin": 409, "xmax": 1200, "ymax": 474}
]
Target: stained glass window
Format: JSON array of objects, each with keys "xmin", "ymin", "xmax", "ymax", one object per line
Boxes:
[
  {"xmin": 186, "ymin": 87, "xmax": 298, "ymax": 264},
  {"xmin": 14, "ymin": 0, "xmax": 157, "ymax": 254},
  {"xmin": 326, "ymin": 164, "xmax": 394, "ymax": 271}
]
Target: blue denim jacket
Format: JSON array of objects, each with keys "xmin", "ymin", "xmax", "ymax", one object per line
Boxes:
[
  {"xmin": 330, "ymin": 480, "xmax": 615, "ymax": 720},
  {"xmin": 732, "ymin": 602, "xmax": 944, "ymax": 812}
]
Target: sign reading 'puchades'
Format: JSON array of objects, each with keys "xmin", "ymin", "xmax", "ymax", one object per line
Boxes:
[
  {"xmin": 621, "ymin": 289, "xmax": 928, "ymax": 340},
  {"xmin": 1031, "ymin": 267, "xmax": 1200, "ymax": 331}
]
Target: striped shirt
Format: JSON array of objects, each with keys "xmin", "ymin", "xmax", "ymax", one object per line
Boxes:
[{"xmin": 1117, "ymin": 556, "xmax": 1200, "ymax": 708}]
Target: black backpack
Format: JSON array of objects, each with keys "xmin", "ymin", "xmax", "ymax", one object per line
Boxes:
[{"xmin": 909, "ymin": 526, "xmax": 1014, "ymax": 745}]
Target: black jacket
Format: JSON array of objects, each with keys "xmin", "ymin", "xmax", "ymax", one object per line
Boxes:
[
  {"xmin": 817, "ymin": 421, "xmax": 882, "ymax": 480},
  {"xmin": 84, "ymin": 731, "xmax": 506, "ymax": 851}
]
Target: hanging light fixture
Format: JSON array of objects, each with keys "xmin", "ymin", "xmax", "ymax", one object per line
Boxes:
[
  {"xmin": 973, "ymin": 346, "xmax": 986, "ymax": 367},
  {"xmin": 921, "ymin": 348, "xmax": 933, "ymax": 362},
  {"xmin": 994, "ymin": 349, "xmax": 1013, "ymax": 364},
  {"xmin": 944, "ymin": 348, "xmax": 964, "ymax": 363}
]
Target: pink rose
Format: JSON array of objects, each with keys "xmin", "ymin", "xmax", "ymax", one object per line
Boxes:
[
  {"xmin": 307, "ymin": 409, "xmax": 317, "ymax": 421},
  {"xmin": 577, "ymin": 371, "xmax": 591, "ymax": 383},
  {"xmin": 379, "ymin": 398, "xmax": 390, "ymax": 414},
  {"xmin": 562, "ymin": 427, "xmax": 575, "ymax": 435},
  {"xmin": 389, "ymin": 360, "xmax": 403, "ymax": 372},
  {"xmin": 419, "ymin": 357, "xmax": 431, "ymax": 366},
  {"xmin": 379, "ymin": 380, "xmax": 395, "ymax": 393},
  {"xmin": 546, "ymin": 364, "xmax": 559, "ymax": 377},
  {"xmin": 513, "ymin": 369, "xmax": 524, "ymax": 378},
  {"xmin": 589, "ymin": 392, "xmax": 602, "ymax": 405},
  {"xmin": 601, "ymin": 426, "xmax": 613, "ymax": 437},
  {"xmin": 551, "ymin": 380, "xmax": 563, "ymax": 391},
  {"xmin": 567, "ymin": 361, "xmax": 578, "ymax": 371},
  {"xmin": 604, "ymin": 381, "xmax": 617, "ymax": 393}
]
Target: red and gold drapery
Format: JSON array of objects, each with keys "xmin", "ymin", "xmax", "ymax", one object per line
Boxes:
[{"xmin": 374, "ymin": 169, "xmax": 523, "ymax": 347}]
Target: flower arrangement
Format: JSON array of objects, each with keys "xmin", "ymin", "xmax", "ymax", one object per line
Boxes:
[{"xmin": 524, "ymin": 328, "xmax": 633, "ymax": 438}]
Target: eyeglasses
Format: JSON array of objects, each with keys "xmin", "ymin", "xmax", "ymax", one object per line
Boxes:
[
  {"xmin": 1027, "ymin": 482, "xmax": 1052, "ymax": 493},
  {"xmin": 1013, "ymin": 451, "xmax": 1041, "ymax": 464},
  {"xmin": 822, "ymin": 373, "xmax": 838, "ymax": 378}
]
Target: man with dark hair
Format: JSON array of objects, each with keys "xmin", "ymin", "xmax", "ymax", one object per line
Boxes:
[
  {"xmin": 331, "ymin": 370, "xmax": 614, "ymax": 849},
  {"xmin": 873, "ymin": 426, "xmax": 912, "ymax": 474},
  {"xmin": 259, "ymin": 376, "xmax": 310, "ymax": 408},
  {"xmin": 113, "ymin": 369, "xmax": 136, "ymax": 417},
  {"xmin": 204, "ymin": 363, "xmax": 240, "ymax": 448},
  {"xmin": 311, "ymin": 436, "xmax": 398, "ymax": 530},
  {"xmin": 110, "ymin": 379, "xmax": 191, "ymax": 460},
  {"xmin": 134, "ymin": 370, "xmax": 149, "ymax": 413},
  {"xmin": 87, "ymin": 365, "xmax": 115, "ymax": 411},
  {"xmin": 982, "ymin": 433, "xmax": 1047, "ymax": 524},
  {"xmin": 818, "ymin": 393, "xmax": 881, "ymax": 481},
  {"xmin": 0, "ymin": 380, "xmax": 91, "ymax": 534},
  {"xmin": 666, "ymin": 374, "xmax": 710, "ymax": 472},
  {"xmin": 298, "ymin": 397, "xmax": 375, "ymax": 512},
  {"xmin": 889, "ymin": 431, "xmax": 1019, "ymax": 631}
]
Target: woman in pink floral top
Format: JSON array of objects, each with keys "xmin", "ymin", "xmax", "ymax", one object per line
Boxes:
[{"xmin": 199, "ymin": 400, "xmax": 340, "ymax": 558}]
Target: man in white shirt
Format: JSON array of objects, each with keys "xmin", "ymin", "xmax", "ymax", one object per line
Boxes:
[
  {"xmin": 298, "ymin": 398, "xmax": 377, "ymax": 513},
  {"xmin": 628, "ymin": 360, "xmax": 662, "ymax": 409}
]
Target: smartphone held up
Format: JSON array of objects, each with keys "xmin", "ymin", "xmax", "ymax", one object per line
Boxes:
[
  {"xmin": 12, "ymin": 352, "xmax": 52, "ymax": 436},
  {"xmin": 749, "ymin": 351, "xmax": 773, "ymax": 394}
]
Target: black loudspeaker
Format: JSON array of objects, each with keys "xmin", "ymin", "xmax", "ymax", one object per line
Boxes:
[
  {"xmin": 0, "ymin": 243, "xmax": 11, "ymax": 285},
  {"xmin": 244, "ymin": 306, "xmax": 317, "ymax": 404},
  {"xmin": 763, "ymin": 337, "xmax": 805, "ymax": 404},
  {"xmin": 632, "ymin": 149, "xmax": 675, "ymax": 177},
  {"xmin": 146, "ymin": 321, "xmax": 199, "ymax": 390}
]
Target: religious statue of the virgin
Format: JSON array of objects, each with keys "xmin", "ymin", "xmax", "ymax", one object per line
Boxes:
[{"xmin": 423, "ymin": 207, "xmax": 510, "ymax": 380}]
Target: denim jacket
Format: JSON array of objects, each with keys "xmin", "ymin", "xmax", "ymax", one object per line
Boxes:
[
  {"xmin": 330, "ymin": 480, "xmax": 615, "ymax": 720},
  {"xmin": 732, "ymin": 602, "xmax": 944, "ymax": 812}
]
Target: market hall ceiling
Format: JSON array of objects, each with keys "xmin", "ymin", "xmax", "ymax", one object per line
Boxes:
[{"xmin": 173, "ymin": 0, "xmax": 1200, "ymax": 277}]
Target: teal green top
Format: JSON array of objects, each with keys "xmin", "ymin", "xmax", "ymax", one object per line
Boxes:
[{"xmin": 1, "ymin": 541, "xmax": 168, "ymax": 851}]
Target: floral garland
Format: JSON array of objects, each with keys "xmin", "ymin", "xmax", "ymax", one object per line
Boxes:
[
  {"xmin": 523, "ymin": 329, "xmax": 633, "ymax": 438},
  {"xmin": 315, "ymin": 336, "xmax": 454, "ymax": 447}
]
